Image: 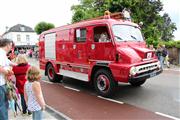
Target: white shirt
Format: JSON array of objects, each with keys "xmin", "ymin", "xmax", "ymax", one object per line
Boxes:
[
  {"xmin": 0, "ymin": 48, "xmax": 11, "ymax": 86},
  {"xmin": 25, "ymin": 82, "xmax": 41, "ymax": 111}
]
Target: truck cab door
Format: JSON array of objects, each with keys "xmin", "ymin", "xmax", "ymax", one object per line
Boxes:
[{"xmin": 88, "ymin": 25, "xmax": 115, "ymax": 62}]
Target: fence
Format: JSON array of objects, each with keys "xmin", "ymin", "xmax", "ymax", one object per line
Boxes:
[{"xmin": 168, "ymin": 47, "xmax": 180, "ymax": 65}]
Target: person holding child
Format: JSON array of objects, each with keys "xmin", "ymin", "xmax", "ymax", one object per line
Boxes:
[
  {"xmin": 0, "ymin": 38, "xmax": 14, "ymax": 120},
  {"xmin": 24, "ymin": 66, "xmax": 45, "ymax": 120},
  {"xmin": 12, "ymin": 54, "xmax": 30, "ymax": 115}
]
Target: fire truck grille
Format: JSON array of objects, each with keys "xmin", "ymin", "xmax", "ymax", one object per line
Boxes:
[{"xmin": 136, "ymin": 62, "xmax": 159, "ymax": 74}]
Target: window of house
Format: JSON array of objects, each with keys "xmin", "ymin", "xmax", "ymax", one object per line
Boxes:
[
  {"xmin": 26, "ymin": 35, "xmax": 30, "ymax": 41},
  {"xmin": 26, "ymin": 35, "xmax": 30, "ymax": 45},
  {"xmin": 17, "ymin": 34, "xmax": 21, "ymax": 41},
  {"xmin": 20, "ymin": 27, "xmax": 25, "ymax": 31},
  {"xmin": 76, "ymin": 28, "xmax": 86, "ymax": 42}
]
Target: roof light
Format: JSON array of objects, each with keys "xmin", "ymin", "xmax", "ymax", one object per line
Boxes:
[{"xmin": 104, "ymin": 10, "xmax": 111, "ymax": 19}]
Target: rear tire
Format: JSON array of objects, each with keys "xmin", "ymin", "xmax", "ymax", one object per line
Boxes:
[
  {"xmin": 94, "ymin": 69, "xmax": 117, "ymax": 97},
  {"xmin": 129, "ymin": 79, "xmax": 146, "ymax": 87},
  {"xmin": 47, "ymin": 64, "xmax": 63, "ymax": 82}
]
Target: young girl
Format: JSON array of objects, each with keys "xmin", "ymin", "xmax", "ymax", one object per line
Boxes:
[
  {"xmin": 4, "ymin": 66, "xmax": 21, "ymax": 117},
  {"xmin": 24, "ymin": 66, "xmax": 45, "ymax": 120},
  {"xmin": 12, "ymin": 54, "xmax": 30, "ymax": 114}
]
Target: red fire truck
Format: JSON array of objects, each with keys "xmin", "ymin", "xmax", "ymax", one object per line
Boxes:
[{"xmin": 39, "ymin": 12, "xmax": 162, "ymax": 97}]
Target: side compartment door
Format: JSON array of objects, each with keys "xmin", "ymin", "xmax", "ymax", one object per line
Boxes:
[{"xmin": 44, "ymin": 33, "xmax": 56, "ymax": 60}]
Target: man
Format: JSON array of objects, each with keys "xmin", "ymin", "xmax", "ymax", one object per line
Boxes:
[
  {"xmin": 0, "ymin": 38, "xmax": 14, "ymax": 120},
  {"xmin": 162, "ymin": 45, "xmax": 169, "ymax": 68},
  {"xmin": 99, "ymin": 32, "xmax": 110, "ymax": 42}
]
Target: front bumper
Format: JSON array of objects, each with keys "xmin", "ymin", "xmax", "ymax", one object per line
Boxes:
[{"xmin": 129, "ymin": 68, "xmax": 163, "ymax": 82}]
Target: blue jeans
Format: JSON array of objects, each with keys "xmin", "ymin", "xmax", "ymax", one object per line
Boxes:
[
  {"xmin": 0, "ymin": 85, "xmax": 8, "ymax": 120},
  {"xmin": 32, "ymin": 110, "xmax": 43, "ymax": 120},
  {"xmin": 159, "ymin": 56, "xmax": 164, "ymax": 68}
]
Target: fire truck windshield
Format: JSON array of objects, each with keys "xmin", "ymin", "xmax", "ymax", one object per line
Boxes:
[{"xmin": 112, "ymin": 25, "xmax": 144, "ymax": 42}]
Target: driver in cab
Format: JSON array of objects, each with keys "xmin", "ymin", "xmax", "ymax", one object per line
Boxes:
[{"xmin": 99, "ymin": 33, "xmax": 110, "ymax": 42}]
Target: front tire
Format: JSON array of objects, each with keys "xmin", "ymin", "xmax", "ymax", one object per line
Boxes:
[
  {"xmin": 94, "ymin": 69, "xmax": 117, "ymax": 97},
  {"xmin": 47, "ymin": 64, "xmax": 63, "ymax": 82}
]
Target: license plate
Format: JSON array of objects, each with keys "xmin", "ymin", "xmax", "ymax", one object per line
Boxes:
[{"xmin": 150, "ymin": 72, "xmax": 156, "ymax": 77}]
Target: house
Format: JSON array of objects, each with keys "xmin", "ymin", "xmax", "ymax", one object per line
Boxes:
[{"xmin": 2, "ymin": 24, "xmax": 38, "ymax": 49}]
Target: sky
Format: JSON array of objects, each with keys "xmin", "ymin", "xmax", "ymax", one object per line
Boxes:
[{"xmin": 0, "ymin": 0, "xmax": 179, "ymax": 40}]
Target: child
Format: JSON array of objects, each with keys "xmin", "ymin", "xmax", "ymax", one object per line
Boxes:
[
  {"xmin": 12, "ymin": 54, "xmax": 30, "ymax": 115},
  {"xmin": 4, "ymin": 66, "xmax": 21, "ymax": 117},
  {"xmin": 24, "ymin": 66, "xmax": 45, "ymax": 120},
  {"xmin": 6, "ymin": 78, "xmax": 17, "ymax": 117}
]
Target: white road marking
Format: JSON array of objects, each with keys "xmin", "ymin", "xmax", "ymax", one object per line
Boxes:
[
  {"xmin": 64, "ymin": 86, "xmax": 80, "ymax": 92},
  {"xmin": 46, "ymin": 104, "xmax": 72, "ymax": 120},
  {"xmin": 42, "ymin": 80, "xmax": 54, "ymax": 84},
  {"xmin": 155, "ymin": 112, "xmax": 180, "ymax": 120},
  {"xmin": 97, "ymin": 96, "xmax": 124, "ymax": 104}
]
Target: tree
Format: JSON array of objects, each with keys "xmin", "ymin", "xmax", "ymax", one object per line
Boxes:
[
  {"xmin": 160, "ymin": 13, "xmax": 177, "ymax": 41},
  {"xmin": 34, "ymin": 22, "xmax": 55, "ymax": 34},
  {"xmin": 71, "ymin": 0, "xmax": 177, "ymax": 43}
]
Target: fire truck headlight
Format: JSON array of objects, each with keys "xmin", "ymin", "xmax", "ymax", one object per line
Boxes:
[{"xmin": 130, "ymin": 66, "xmax": 137, "ymax": 76}]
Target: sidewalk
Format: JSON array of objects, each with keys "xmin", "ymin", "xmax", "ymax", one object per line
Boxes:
[
  {"xmin": 9, "ymin": 59, "xmax": 66, "ymax": 120},
  {"xmin": 9, "ymin": 108, "xmax": 59, "ymax": 120},
  {"xmin": 163, "ymin": 64, "xmax": 180, "ymax": 71}
]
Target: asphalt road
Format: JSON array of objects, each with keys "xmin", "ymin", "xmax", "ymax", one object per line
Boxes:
[{"xmin": 29, "ymin": 58, "xmax": 180, "ymax": 119}]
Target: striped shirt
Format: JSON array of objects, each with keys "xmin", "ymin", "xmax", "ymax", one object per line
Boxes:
[
  {"xmin": 25, "ymin": 81, "xmax": 41, "ymax": 111},
  {"xmin": 0, "ymin": 48, "xmax": 11, "ymax": 86}
]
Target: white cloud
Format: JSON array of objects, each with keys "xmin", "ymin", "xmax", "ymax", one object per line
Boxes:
[{"xmin": 0, "ymin": 0, "xmax": 79, "ymax": 35}]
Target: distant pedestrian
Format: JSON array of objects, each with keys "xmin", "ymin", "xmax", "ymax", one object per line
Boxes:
[
  {"xmin": 0, "ymin": 38, "xmax": 14, "ymax": 120},
  {"xmin": 149, "ymin": 44, "xmax": 155, "ymax": 51},
  {"xmin": 156, "ymin": 44, "xmax": 164, "ymax": 68},
  {"xmin": 24, "ymin": 66, "xmax": 45, "ymax": 120},
  {"xmin": 162, "ymin": 45, "xmax": 170, "ymax": 68},
  {"xmin": 12, "ymin": 54, "xmax": 30, "ymax": 115},
  {"xmin": 29, "ymin": 49, "xmax": 33, "ymax": 58}
]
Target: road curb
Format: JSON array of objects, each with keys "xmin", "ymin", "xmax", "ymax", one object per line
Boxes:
[{"xmin": 45, "ymin": 104, "xmax": 72, "ymax": 120}]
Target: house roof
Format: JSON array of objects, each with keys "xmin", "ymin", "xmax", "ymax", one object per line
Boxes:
[{"xmin": 4, "ymin": 24, "xmax": 34, "ymax": 34}]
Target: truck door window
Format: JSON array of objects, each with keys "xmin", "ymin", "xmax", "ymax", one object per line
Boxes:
[
  {"xmin": 94, "ymin": 26, "xmax": 110, "ymax": 42},
  {"xmin": 76, "ymin": 28, "xmax": 86, "ymax": 42}
]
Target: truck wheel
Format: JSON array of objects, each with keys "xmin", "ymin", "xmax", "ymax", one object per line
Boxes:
[
  {"xmin": 47, "ymin": 64, "xmax": 63, "ymax": 82},
  {"xmin": 94, "ymin": 69, "xmax": 117, "ymax": 97},
  {"xmin": 129, "ymin": 79, "xmax": 146, "ymax": 87}
]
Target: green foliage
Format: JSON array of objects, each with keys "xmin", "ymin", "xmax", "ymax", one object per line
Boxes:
[
  {"xmin": 162, "ymin": 40, "xmax": 180, "ymax": 48},
  {"xmin": 175, "ymin": 41, "xmax": 180, "ymax": 48},
  {"xmin": 71, "ymin": 0, "xmax": 177, "ymax": 42},
  {"xmin": 34, "ymin": 22, "xmax": 55, "ymax": 34},
  {"xmin": 164, "ymin": 41, "xmax": 176, "ymax": 48}
]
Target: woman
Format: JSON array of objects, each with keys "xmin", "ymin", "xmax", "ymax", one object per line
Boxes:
[{"xmin": 12, "ymin": 54, "xmax": 30, "ymax": 114}]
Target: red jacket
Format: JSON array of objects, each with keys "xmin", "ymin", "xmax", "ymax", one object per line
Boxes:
[{"xmin": 12, "ymin": 64, "xmax": 30, "ymax": 94}]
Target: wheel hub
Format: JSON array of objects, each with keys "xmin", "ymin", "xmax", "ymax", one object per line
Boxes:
[{"xmin": 97, "ymin": 75, "xmax": 110, "ymax": 91}]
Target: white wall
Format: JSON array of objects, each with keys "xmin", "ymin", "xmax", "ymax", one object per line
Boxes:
[{"xmin": 3, "ymin": 32, "xmax": 38, "ymax": 46}]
